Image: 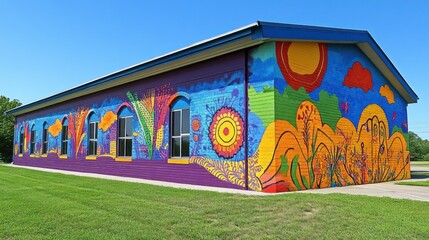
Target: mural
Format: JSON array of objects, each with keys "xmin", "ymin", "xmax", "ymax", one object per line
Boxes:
[
  {"xmin": 246, "ymin": 41, "xmax": 410, "ymax": 192},
  {"xmin": 13, "ymin": 40, "xmax": 410, "ymax": 192},
  {"xmin": 208, "ymin": 107, "xmax": 244, "ymax": 158}
]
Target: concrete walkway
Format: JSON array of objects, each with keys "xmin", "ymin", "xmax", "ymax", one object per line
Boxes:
[{"xmin": 6, "ymin": 164, "xmax": 429, "ymax": 202}]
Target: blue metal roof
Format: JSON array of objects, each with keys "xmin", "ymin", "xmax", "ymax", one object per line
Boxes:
[{"xmin": 7, "ymin": 21, "xmax": 418, "ymax": 116}]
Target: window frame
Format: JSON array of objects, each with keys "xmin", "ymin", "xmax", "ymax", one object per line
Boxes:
[
  {"xmin": 19, "ymin": 127, "xmax": 24, "ymax": 155},
  {"xmin": 117, "ymin": 115, "xmax": 133, "ymax": 158},
  {"xmin": 30, "ymin": 125, "xmax": 36, "ymax": 155},
  {"xmin": 170, "ymin": 107, "xmax": 190, "ymax": 159},
  {"xmin": 42, "ymin": 123, "xmax": 48, "ymax": 154},
  {"xmin": 61, "ymin": 120, "xmax": 69, "ymax": 156},
  {"xmin": 88, "ymin": 120, "xmax": 98, "ymax": 156}
]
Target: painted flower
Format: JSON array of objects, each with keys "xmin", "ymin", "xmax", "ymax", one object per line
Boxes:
[
  {"xmin": 192, "ymin": 118, "xmax": 201, "ymax": 131},
  {"xmin": 209, "ymin": 107, "xmax": 244, "ymax": 158}
]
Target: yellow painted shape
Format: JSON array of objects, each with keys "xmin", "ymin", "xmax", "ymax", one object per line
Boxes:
[
  {"xmin": 215, "ymin": 116, "xmax": 237, "ymax": 146},
  {"xmin": 110, "ymin": 141, "xmax": 116, "ymax": 156},
  {"xmin": 99, "ymin": 111, "xmax": 117, "ymax": 131},
  {"xmin": 288, "ymin": 42, "xmax": 320, "ymax": 75},
  {"xmin": 48, "ymin": 119, "xmax": 62, "ymax": 137},
  {"xmin": 380, "ymin": 84, "xmax": 395, "ymax": 104},
  {"xmin": 115, "ymin": 157, "xmax": 132, "ymax": 162},
  {"xmin": 59, "ymin": 155, "xmax": 67, "ymax": 159},
  {"xmin": 85, "ymin": 156, "xmax": 97, "ymax": 160},
  {"xmin": 253, "ymin": 121, "xmax": 277, "ymax": 178},
  {"xmin": 168, "ymin": 158, "xmax": 190, "ymax": 164},
  {"xmin": 155, "ymin": 125, "xmax": 164, "ymax": 150},
  {"xmin": 189, "ymin": 156, "xmax": 245, "ymax": 187}
]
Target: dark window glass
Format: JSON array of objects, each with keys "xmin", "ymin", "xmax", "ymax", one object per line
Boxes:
[
  {"xmin": 181, "ymin": 135, "xmax": 189, "ymax": 157},
  {"xmin": 119, "ymin": 118, "xmax": 125, "ymax": 137},
  {"xmin": 61, "ymin": 126, "xmax": 68, "ymax": 155},
  {"xmin": 125, "ymin": 118, "xmax": 132, "ymax": 137},
  {"xmin": 30, "ymin": 130, "xmax": 36, "ymax": 154},
  {"xmin": 182, "ymin": 109, "xmax": 190, "ymax": 134},
  {"xmin": 19, "ymin": 131, "xmax": 24, "ymax": 154},
  {"xmin": 118, "ymin": 139, "xmax": 125, "ymax": 156},
  {"xmin": 172, "ymin": 138, "xmax": 181, "ymax": 157},
  {"xmin": 126, "ymin": 139, "xmax": 132, "ymax": 157},
  {"xmin": 42, "ymin": 127, "xmax": 48, "ymax": 154},
  {"xmin": 88, "ymin": 122, "xmax": 98, "ymax": 156},
  {"xmin": 172, "ymin": 111, "xmax": 181, "ymax": 136}
]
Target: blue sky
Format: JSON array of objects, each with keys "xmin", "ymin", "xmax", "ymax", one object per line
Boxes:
[{"xmin": 0, "ymin": 0, "xmax": 428, "ymax": 139}]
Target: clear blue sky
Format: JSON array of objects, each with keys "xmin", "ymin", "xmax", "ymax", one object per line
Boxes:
[{"xmin": 1, "ymin": 0, "xmax": 428, "ymax": 139}]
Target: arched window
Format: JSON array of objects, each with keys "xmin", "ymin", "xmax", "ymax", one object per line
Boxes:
[
  {"xmin": 30, "ymin": 125, "xmax": 36, "ymax": 155},
  {"xmin": 19, "ymin": 127, "xmax": 24, "ymax": 154},
  {"xmin": 61, "ymin": 118, "xmax": 69, "ymax": 156},
  {"xmin": 87, "ymin": 112, "xmax": 99, "ymax": 156},
  {"xmin": 117, "ymin": 107, "xmax": 133, "ymax": 157},
  {"xmin": 170, "ymin": 97, "xmax": 190, "ymax": 158},
  {"xmin": 42, "ymin": 122, "xmax": 48, "ymax": 154}
]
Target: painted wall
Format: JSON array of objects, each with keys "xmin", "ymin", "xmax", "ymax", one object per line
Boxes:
[
  {"xmin": 12, "ymin": 41, "xmax": 410, "ymax": 193},
  {"xmin": 247, "ymin": 41, "xmax": 410, "ymax": 192},
  {"xmin": 13, "ymin": 51, "xmax": 248, "ymax": 189}
]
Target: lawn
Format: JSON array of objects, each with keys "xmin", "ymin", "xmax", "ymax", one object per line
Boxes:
[
  {"xmin": 411, "ymin": 161, "xmax": 429, "ymax": 168},
  {"xmin": 1, "ymin": 165, "xmax": 429, "ymax": 239},
  {"xmin": 397, "ymin": 180, "xmax": 429, "ymax": 187}
]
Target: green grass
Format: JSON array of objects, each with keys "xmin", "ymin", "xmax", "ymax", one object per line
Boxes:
[
  {"xmin": 1, "ymin": 165, "xmax": 429, "ymax": 239},
  {"xmin": 411, "ymin": 161, "xmax": 429, "ymax": 167},
  {"xmin": 397, "ymin": 180, "xmax": 429, "ymax": 187}
]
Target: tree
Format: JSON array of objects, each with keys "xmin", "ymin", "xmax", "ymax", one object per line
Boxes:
[
  {"xmin": 409, "ymin": 131, "xmax": 429, "ymax": 161},
  {"xmin": 0, "ymin": 96, "xmax": 21, "ymax": 163}
]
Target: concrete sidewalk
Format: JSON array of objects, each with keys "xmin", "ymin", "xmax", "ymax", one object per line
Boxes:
[{"xmin": 6, "ymin": 164, "xmax": 429, "ymax": 202}]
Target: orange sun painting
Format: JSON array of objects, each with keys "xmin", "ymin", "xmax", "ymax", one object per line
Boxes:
[
  {"xmin": 209, "ymin": 107, "xmax": 244, "ymax": 158},
  {"xmin": 276, "ymin": 41, "xmax": 328, "ymax": 93}
]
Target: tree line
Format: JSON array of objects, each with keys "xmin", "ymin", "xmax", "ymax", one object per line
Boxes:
[
  {"xmin": 409, "ymin": 131, "xmax": 429, "ymax": 161},
  {"xmin": 0, "ymin": 96, "xmax": 21, "ymax": 163}
]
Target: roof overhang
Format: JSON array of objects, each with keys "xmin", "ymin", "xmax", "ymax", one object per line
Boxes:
[{"xmin": 7, "ymin": 21, "xmax": 418, "ymax": 116}]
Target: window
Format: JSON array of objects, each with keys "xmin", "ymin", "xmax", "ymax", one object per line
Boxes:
[
  {"xmin": 19, "ymin": 127, "xmax": 24, "ymax": 154},
  {"xmin": 87, "ymin": 113, "xmax": 99, "ymax": 156},
  {"xmin": 171, "ymin": 98, "xmax": 190, "ymax": 158},
  {"xmin": 61, "ymin": 119, "xmax": 68, "ymax": 155},
  {"xmin": 30, "ymin": 125, "xmax": 36, "ymax": 155},
  {"xmin": 42, "ymin": 122, "xmax": 48, "ymax": 154},
  {"xmin": 118, "ymin": 108, "xmax": 133, "ymax": 157}
]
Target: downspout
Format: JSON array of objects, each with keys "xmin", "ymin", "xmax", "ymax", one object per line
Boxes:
[{"xmin": 244, "ymin": 49, "xmax": 249, "ymax": 190}]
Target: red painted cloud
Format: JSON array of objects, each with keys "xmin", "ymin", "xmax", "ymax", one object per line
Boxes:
[{"xmin": 343, "ymin": 61, "xmax": 373, "ymax": 92}]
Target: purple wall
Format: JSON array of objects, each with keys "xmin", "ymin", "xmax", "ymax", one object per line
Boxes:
[{"xmin": 14, "ymin": 50, "xmax": 247, "ymax": 190}]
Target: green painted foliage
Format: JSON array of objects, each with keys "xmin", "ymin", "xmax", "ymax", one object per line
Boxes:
[
  {"xmin": 393, "ymin": 125, "xmax": 409, "ymax": 150},
  {"xmin": 248, "ymin": 86, "xmax": 274, "ymax": 127},
  {"xmin": 250, "ymin": 85, "xmax": 341, "ymax": 129},
  {"xmin": 290, "ymin": 154, "xmax": 301, "ymax": 190},
  {"xmin": 275, "ymin": 86, "xmax": 311, "ymax": 128}
]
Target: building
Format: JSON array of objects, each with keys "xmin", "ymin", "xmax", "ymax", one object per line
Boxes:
[{"xmin": 7, "ymin": 22, "xmax": 418, "ymax": 192}]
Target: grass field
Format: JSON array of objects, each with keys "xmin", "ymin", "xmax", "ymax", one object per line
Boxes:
[
  {"xmin": 397, "ymin": 180, "xmax": 429, "ymax": 187},
  {"xmin": 1, "ymin": 165, "xmax": 429, "ymax": 239},
  {"xmin": 411, "ymin": 161, "xmax": 429, "ymax": 167}
]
